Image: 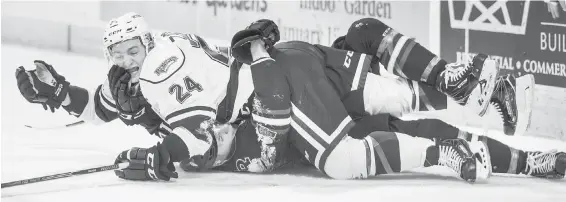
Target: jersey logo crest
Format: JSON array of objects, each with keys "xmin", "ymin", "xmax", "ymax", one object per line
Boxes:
[{"xmin": 154, "ymin": 56, "xmax": 178, "ymax": 76}]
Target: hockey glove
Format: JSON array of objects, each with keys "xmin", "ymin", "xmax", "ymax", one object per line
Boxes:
[
  {"xmin": 114, "ymin": 143, "xmax": 178, "ymax": 181},
  {"xmin": 231, "ymin": 19, "xmax": 280, "ymax": 64},
  {"xmin": 15, "ymin": 60, "xmax": 70, "ymax": 112},
  {"xmin": 108, "ymin": 65, "xmax": 150, "ymax": 126}
]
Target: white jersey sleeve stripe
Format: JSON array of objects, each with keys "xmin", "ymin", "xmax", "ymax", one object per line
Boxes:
[{"xmin": 98, "ymin": 89, "xmax": 117, "ymax": 112}]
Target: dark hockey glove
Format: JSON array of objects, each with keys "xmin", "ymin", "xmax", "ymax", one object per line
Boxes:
[
  {"xmin": 231, "ymin": 19, "xmax": 280, "ymax": 64},
  {"xmin": 15, "ymin": 60, "xmax": 70, "ymax": 112},
  {"xmin": 108, "ymin": 65, "xmax": 149, "ymax": 126},
  {"xmin": 114, "ymin": 143, "xmax": 178, "ymax": 181}
]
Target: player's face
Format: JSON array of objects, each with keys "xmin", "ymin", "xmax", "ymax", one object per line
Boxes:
[{"xmin": 109, "ymin": 38, "xmax": 146, "ymax": 83}]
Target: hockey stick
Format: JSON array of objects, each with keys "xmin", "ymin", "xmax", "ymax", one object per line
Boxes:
[
  {"xmin": 24, "ymin": 120, "xmax": 85, "ymax": 130},
  {"xmin": 1, "ymin": 162, "xmax": 128, "ymax": 188}
]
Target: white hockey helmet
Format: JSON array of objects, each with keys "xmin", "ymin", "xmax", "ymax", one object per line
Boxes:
[{"xmin": 103, "ymin": 12, "xmax": 154, "ymax": 62}]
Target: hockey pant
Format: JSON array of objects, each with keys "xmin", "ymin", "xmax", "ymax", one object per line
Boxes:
[{"xmin": 315, "ymin": 44, "xmax": 439, "ymax": 118}]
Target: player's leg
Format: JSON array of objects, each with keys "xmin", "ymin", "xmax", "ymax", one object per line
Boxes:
[
  {"xmin": 334, "ymin": 18, "xmax": 499, "ymax": 117},
  {"xmin": 324, "ymin": 131, "xmax": 490, "ymax": 182},
  {"xmin": 359, "ymin": 73, "xmax": 439, "ymax": 116},
  {"xmin": 335, "ymin": 18, "xmax": 535, "ymax": 136},
  {"xmin": 356, "ymin": 114, "xmax": 564, "ymax": 179},
  {"xmin": 459, "ymin": 133, "xmax": 566, "ymax": 179},
  {"xmin": 277, "ymin": 41, "xmax": 488, "ymax": 182}
]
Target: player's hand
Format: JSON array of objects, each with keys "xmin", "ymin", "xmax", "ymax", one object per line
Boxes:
[
  {"xmin": 114, "ymin": 143, "xmax": 178, "ymax": 181},
  {"xmin": 108, "ymin": 65, "xmax": 149, "ymax": 126},
  {"xmin": 15, "ymin": 60, "xmax": 70, "ymax": 112},
  {"xmin": 231, "ymin": 19, "xmax": 280, "ymax": 64}
]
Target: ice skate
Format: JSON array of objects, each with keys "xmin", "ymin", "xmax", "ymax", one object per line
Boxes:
[
  {"xmin": 523, "ymin": 151, "xmax": 565, "ymax": 179},
  {"xmin": 489, "ymin": 74, "xmax": 535, "ymax": 136},
  {"xmin": 437, "ymin": 54, "xmax": 499, "ymax": 116},
  {"xmin": 436, "ymin": 139, "xmax": 491, "ymax": 183}
]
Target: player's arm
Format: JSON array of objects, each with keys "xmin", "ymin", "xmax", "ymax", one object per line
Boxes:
[
  {"xmin": 230, "ymin": 19, "xmax": 291, "ymax": 171},
  {"xmin": 113, "ymin": 105, "xmax": 221, "ymax": 181},
  {"xmin": 159, "ymin": 32, "xmax": 231, "ymax": 67},
  {"xmin": 248, "ymin": 42, "xmax": 291, "ymax": 171},
  {"xmin": 62, "ymin": 79, "xmax": 119, "ymax": 124},
  {"xmin": 15, "ymin": 60, "xmax": 118, "ymax": 124}
]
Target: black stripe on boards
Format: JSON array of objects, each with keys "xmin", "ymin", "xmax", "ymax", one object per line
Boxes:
[
  {"xmin": 165, "ymin": 106, "xmax": 217, "ymax": 121},
  {"xmin": 191, "ymin": 34, "xmax": 230, "ymax": 67},
  {"xmin": 93, "ymin": 86, "xmax": 118, "ymax": 122},
  {"xmin": 140, "ymin": 47, "xmax": 187, "ymax": 84},
  {"xmin": 318, "ymin": 119, "xmax": 355, "ymax": 176},
  {"xmin": 379, "ymin": 33, "xmax": 402, "ymax": 70}
]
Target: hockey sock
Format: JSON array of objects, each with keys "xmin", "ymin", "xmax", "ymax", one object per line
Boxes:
[
  {"xmin": 344, "ymin": 18, "xmax": 448, "ymax": 86},
  {"xmin": 378, "ymin": 31, "xmax": 447, "ymax": 87},
  {"xmin": 388, "ymin": 118, "xmax": 460, "ymax": 140},
  {"xmin": 459, "ymin": 133, "xmax": 526, "ymax": 174}
]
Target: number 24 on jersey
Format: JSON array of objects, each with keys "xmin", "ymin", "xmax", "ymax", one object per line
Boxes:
[{"xmin": 169, "ymin": 76, "xmax": 203, "ymax": 104}]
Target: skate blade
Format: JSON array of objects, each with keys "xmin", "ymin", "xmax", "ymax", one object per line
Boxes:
[
  {"xmin": 469, "ymin": 141, "xmax": 492, "ymax": 183},
  {"xmin": 468, "ymin": 59, "xmax": 500, "ymax": 116},
  {"xmin": 514, "ymin": 74, "xmax": 535, "ymax": 136}
]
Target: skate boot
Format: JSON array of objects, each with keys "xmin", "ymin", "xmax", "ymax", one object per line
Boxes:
[
  {"xmin": 436, "ymin": 54, "xmax": 499, "ymax": 116},
  {"xmin": 436, "ymin": 139, "xmax": 491, "ymax": 183},
  {"xmin": 523, "ymin": 151, "xmax": 565, "ymax": 179},
  {"xmin": 489, "ymin": 74, "xmax": 535, "ymax": 136}
]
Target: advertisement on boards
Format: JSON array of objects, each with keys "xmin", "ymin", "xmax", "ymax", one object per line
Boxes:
[
  {"xmin": 100, "ymin": 0, "xmax": 431, "ymax": 47},
  {"xmin": 440, "ymin": 0, "xmax": 566, "ymax": 87}
]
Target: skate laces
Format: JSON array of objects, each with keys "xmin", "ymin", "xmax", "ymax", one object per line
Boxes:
[
  {"xmin": 441, "ymin": 63, "xmax": 469, "ymax": 87},
  {"xmin": 491, "ymin": 75, "xmax": 517, "ymax": 121},
  {"xmin": 526, "ymin": 150, "xmax": 558, "ymax": 175},
  {"xmin": 438, "ymin": 144, "xmax": 464, "ymax": 175}
]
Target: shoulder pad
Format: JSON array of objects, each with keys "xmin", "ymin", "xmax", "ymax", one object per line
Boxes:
[{"xmin": 139, "ymin": 40, "xmax": 186, "ymax": 84}]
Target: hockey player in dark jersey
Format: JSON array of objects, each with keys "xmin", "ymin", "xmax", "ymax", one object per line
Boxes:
[
  {"xmin": 228, "ymin": 18, "xmax": 566, "ymax": 181},
  {"xmin": 229, "ymin": 19, "xmax": 496, "ymax": 182}
]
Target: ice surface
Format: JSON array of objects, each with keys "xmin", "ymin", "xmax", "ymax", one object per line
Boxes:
[{"xmin": 1, "ymin": 44, "xmax": 565, "ymax": 202}]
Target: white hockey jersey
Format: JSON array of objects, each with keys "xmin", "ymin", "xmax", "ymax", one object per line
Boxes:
[
  {"xmin": 138, "ymin": 32, "xmax": 255, "ymax": 166},
  {"xmin": 67, "ymin": 32, "xmax": 255, "ymax": 168},
  {"xmin": 139, "ymin": 32, "xmax": 230, "ymax": 160}
]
